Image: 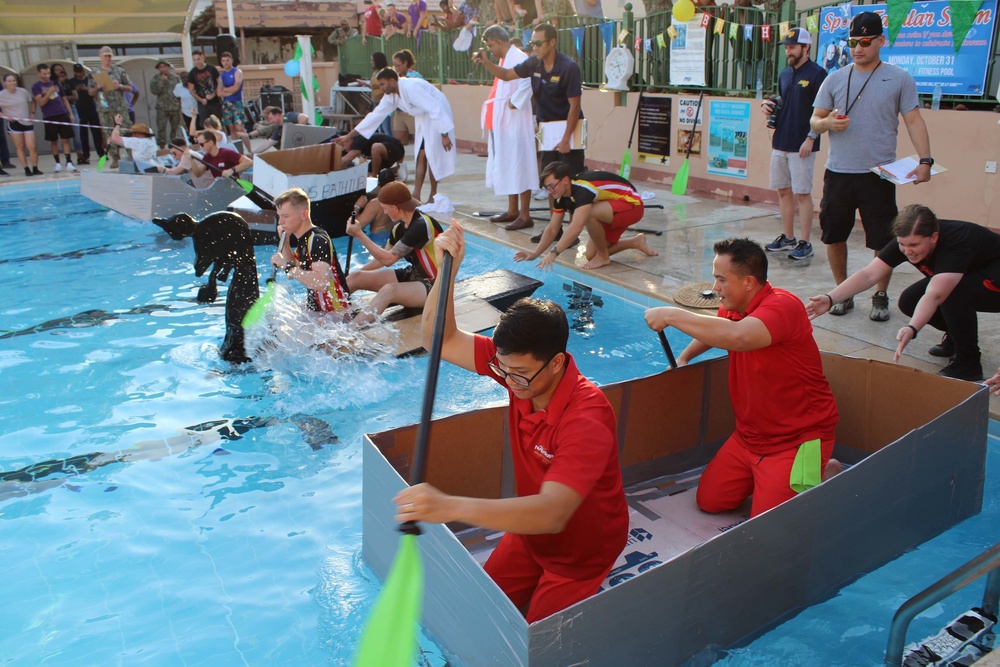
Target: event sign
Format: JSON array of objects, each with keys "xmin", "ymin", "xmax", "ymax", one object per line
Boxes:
[
  {"xmin": 818, "ymin": 0, "xmax": 998, "ymax": 95},
  {"xmin": 669, "ymin": 18, "xmax": 707, "ymax": 87},
  {"xmin": 637, "ymin": 95, "xmax": 672, "ymax": 162},
  {"xmin": 707, "ymin": 100, "xmax": 749, "ymax": 179}
]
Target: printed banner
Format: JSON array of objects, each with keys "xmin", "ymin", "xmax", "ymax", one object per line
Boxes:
[
  {"xmin": 818, "ymin": 0, "xmax": 998, "ymax": 94},
  {"xmin": 669, "ymin": 18, "xmax": 707, "ymax": 86},
  {"xmin": 707, "ymin": 100, "xmax": 749, "ymax": 179},
  {"xmin": 637, "ymin": 95, "xmax": 672, "ymax": 161}
]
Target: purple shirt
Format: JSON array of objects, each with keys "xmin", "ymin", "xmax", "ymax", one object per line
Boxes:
[
  {"xmin": 407, "ymin": 0, "xmax": 427, "ymax": 30},
  {"xmin": 31, "ymin": 80, "xmax": 67, "ymax": 118}
]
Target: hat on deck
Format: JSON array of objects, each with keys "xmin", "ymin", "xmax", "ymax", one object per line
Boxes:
[
  {"xmin": 378, "ymin": 181, "xmax": 420, "ymax": 211},
  {"xmin": 850, "ymin": 12, "xmax": 884, "ymax": 37},
  {"xmin": 780, "ymin": 27, "xmax": 812, "ymax": 46}
]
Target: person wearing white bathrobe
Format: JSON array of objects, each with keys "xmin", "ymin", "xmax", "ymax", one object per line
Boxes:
[
  {"xmin": 480, "ymin": 25, "xmax": 538, "ymax": 230},
  {"xmin": 338, "ymin": 68, "xmax": 456, "ymax": 202}
]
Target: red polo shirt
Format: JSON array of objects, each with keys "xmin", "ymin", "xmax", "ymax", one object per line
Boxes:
[
  {"xmin": 719, "ymin": 282, "xmax": 839, "ymax": 456},
  {"xmin": 474, "ymin": 335, "xmax": 629, "ymax": 580},
  {"xmin": 364, "ymin": 5, "xmax": 383, "ymax": 36}
]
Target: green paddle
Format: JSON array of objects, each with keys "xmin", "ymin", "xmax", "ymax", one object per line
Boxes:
[
  {"xmin": 242, "ymin": 232, "xmax": 287, "ymax": 329},
  {"xmin": 96, "ymin": 154, "xmax": 108, "ymax": 172},
  {"xmin": 672, "ymin": 89, "xmax": 705, "ymax": 196},
  {"xmin": 354, "ymin": 251, "xmax": 455, "ymax": 667},
  {"xmin": 620, "ymin": 91, "xmax": 642, "ymax": 181}
]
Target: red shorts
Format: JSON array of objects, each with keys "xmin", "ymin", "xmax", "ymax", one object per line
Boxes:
[
  {"xmin": 696, "ymin": 432, "xmax": 835, "ymax": 517},
  {"xmin": 604, "ymin": 198, "xmax": 644, "ymax": 244},
  {"xmin": 484, "ymin": 533, "xmax": 612, "ymax": 623}
]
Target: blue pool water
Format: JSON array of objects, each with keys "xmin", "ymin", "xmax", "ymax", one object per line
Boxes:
[{"xmin": 0, "ymin": 182, "xmax": 996, "ymax": 667}]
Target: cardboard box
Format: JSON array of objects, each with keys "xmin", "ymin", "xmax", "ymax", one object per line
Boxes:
[
  {"xmin": 363, "ymin": 353, "xmax": 989, "ymax": 667},
  {"xmin": 252, "ymin": 143, "xmax": 367, "ymax": 203}
]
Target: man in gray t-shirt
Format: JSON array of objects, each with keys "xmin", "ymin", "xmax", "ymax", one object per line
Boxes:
[{"xmin": 810, "ymin": 11, "xmax": 933, "ymax": 323}]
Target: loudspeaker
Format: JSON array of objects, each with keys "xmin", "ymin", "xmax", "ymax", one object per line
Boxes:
[{"xmin": 216, "ymin": 34, "xmax": 239, "ymax": 65}]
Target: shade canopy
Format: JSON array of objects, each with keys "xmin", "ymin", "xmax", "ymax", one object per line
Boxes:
[{"xmin": 0, "ymin": 0, "xmax": 201, "ymax": 41}]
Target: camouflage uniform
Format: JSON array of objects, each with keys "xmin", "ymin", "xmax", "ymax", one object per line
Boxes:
[
  {"xmin": 149, "ymin": 70, "xmax": 182, "ymax": 148},
  {"xmin": 95, "ymin": 64, "xmax": 132, "ymax": 164}
]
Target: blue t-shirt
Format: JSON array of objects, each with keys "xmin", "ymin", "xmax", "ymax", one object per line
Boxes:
[
  {"xmin": 512, "ymin": 51, "xmax": 585, "ymax": 123},
  {"xmin": 772, "ymin": 59, "xmax": 825, "ymax": 153}
]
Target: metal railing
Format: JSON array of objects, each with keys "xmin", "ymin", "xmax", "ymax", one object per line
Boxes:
[{"xmin": 884, "ymin": 541, "xmax": 1000, "ymax": 666}]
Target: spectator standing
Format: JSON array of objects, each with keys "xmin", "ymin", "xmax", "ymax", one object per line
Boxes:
[
  {"xmin": 761, "ymin": 27, "xmax": 826, "ymax": 261},
  {"xmin": 31, "ymin": 64, "xmax": 76, "ymax": 173},
  {"xmin": 362, "ymin": 1, "xmax": 385, "ymax": 45},
  {"xmin": 480, "ymin": 26, "xmax": 538, "ymax": 229},
  {"xmin": 51, "ymin": 64, "xmax": 83, "ymax": 163},
  {"xmin": 94, "ymin": 45, "xmax": 132, "ymax": 169},
  {"xmin": 187, "ymin": 50, "xmax": 223, "ymax": 131},
  {"xmin": 69, "ymin": 64, "xmax": 104, "ymax": 164},
  {"xmin": 150, "ymin": 60, "xmax": 182, "ymax": 149},
  {"xmin": 0, "ymin": 73, "xmax": 41, "ymax": 176},
  {"xmin": 384, "ymin": 2, "xmax": 409, "ymax": 37},
  {"xmin": 174, "ymin": 72, "xmax": 198, "ymax": 133},
  {"xmin": 125, "ymin": 81, "xmax": 139, "ymax": 123},
  {"xmin": 573, "ymin": 0, "xmax": 603, "ymax": 17},
  {"xmin": 810, "ymin": 12, "xmax": 933, "ymax": 321},
  {"xmin": 217, "ymin": 52, "xmax": 246, "ymax": 137}
]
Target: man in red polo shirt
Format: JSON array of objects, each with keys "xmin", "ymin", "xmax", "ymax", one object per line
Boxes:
[
  {"xmin": 644, "ymin": 237, "xmax": 839, "ymax": 517},
  {"xmin": 394, "ymin": 222, "xmax": 628, "ymax": 623}
]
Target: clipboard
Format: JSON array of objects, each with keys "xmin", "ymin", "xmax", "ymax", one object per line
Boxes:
[
  {"xmin": 536, "ymin": 119, "xmax": 588, "ymax": 151},
  {"xmin": 93, "ymin": 71, "xmax": 118, "ymax": 92},
  {"xmin": 871, "ymin": 154, "xmax": 946, "ymax": 185}
]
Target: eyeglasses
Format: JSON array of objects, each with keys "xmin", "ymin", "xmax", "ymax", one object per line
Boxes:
[
  {"xmin": 530, "ymin": 39, "xmax": 548, "ymax": 47},
  {"xmin": 488, "ymin": 353, "xmax": 556, "ymax": 388},
  {"xmin": 847, "ymin": 37, "xmax": 876, "ymax": 48},
  {"xmin": 543, "ymin": 180, "xmax": 561, "ymax": 192}
]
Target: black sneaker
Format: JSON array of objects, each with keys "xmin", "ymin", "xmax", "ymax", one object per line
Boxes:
[
  {"xmin": 938, "ymin": 357, "xmax": 984, "ymax": 382},
  {"xmin": 0, "ymin": 168, "xmax": 8, "ymax": 177},
  {"xmin": 25, "ymin": 167, "xmax": 33, "ymax": 177},
  {"xmin": 32, "ymin": 167, "xmax": 42, "ymax": 175},
  {"xmin": 1, "ymin": 162, "xmax": 13, "ymax": 169},
  {"xmin": 928, "ymin": 333, "xmax": 955, "ymax": 358}
]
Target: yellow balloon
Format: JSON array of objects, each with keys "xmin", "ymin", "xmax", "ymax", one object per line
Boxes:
[{"xmin": 672, "ymin": 0, "xmax": 695, "ymax": 22}]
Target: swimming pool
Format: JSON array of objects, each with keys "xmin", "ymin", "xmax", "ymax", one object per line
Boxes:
[{"xmin": 0, "ymin": 182, "xmax": 996, "ymax": 666}]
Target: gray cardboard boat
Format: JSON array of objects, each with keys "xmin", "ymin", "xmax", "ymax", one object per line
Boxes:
[
  {"xmin": 362, "ymin": 352, "xmax": 989, "ymax": 666},
  {"xmin": 81, "ymin": 170, "xmax": 247, "ymax": 221}
]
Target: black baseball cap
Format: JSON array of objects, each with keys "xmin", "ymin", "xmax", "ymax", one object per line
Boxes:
[
  {"xmin": 72, "ymin": 63, "xmax": 85, "ymax": 72},
  {"xmin": 850, "ymin": 12, "xmax": 884, "ymax": 37}
]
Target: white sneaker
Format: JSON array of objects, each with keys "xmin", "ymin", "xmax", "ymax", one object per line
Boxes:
[
  {"xmin": 66, "ymin": 162, "xmax": 76, "ymax": 172},
  {"xmin": 533, "ymin": 189, "xmax": 549, "ymax": 201},
  {"xmin": 54, "ymin": 163, "xmax": 63, "ymax": 173},
  {"xmin": 396, "ymin": 162, "xmax": 408, "ymax": 182}
]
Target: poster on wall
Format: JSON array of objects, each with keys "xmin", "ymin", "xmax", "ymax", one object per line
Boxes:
[
  {"xmin": 669, "ymin": 18, "xmax": 707, "ymax": 87},
  {"xmin": 675, "ymin": 96, "xmax": 704, "ymax": 156},
  {"xmin": 637, "ymin": 95, "xmax": 672, "ymax": 162},
  {"xmin": 818, "ymin": 0, "xmax": 998, "ymax": 95},
  {"xmin": 707, "ymin": 100, "xmax": 749, "ymax": 179}
]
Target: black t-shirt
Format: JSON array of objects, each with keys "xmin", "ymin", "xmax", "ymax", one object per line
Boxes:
[
  {"xmin": 512, "ymin": 51, "xmax": 585, "ymax": 123},
  {"xmin": 69, "ymin": 76, "xmax": 98, "ymax": 115},
  {"xmin": 552, "ymin": 170, "xmax": 640, "ymax": 215},
  {"xmin": 350, "ymin": 132, "xmax": 403, "ymax": 157},
  {"xmin": 188, "ymin": 64, "xmax": 221, "ymax": 107},
  {"xmin": 294, "ymin": 226, "xmax": 343, "ymax": 311},
  {"xmin": 878, "ymin": 219, "xmax": 1000, "ymax": 279},
  {"xmin": 772, "ymin": 59, "xmax": 826, "ymax": 152}
]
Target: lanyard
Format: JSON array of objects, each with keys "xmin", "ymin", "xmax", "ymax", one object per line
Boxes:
[{"xmin": 844, "ymin": 61, "xmax": 881, "ymax": 117}]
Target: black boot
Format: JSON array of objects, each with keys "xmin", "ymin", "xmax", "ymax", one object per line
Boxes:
[
  {"xmin": 938, "ymin": 355, "xmax": 984, "ymax": 382},
  {"xmin": 928, "ymin": 333, "xmax": 955, "ymax": 357}
]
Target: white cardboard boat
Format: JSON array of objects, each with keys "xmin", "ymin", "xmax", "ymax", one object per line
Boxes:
[
  {"xmin": 363, "ymin": 353, "xmax": 989, "ymax": 666},
  {"xmin": 81, "ymin": 170, "xmax": 247, "ymax": 221}
]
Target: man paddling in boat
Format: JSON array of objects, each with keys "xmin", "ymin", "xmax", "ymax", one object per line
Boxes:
[
  {"xmin": 344, "ymin": 181, "xmax": 444, "ymax": 324},
  {"xmin": 645, "ymin": 238, "xmax": 840, "ymax": 517},
  {"xmin": 394, "ymin": 221, "xmax": 629, "ymax": 622},
  {"xmin": 269, "ymin": 188, "xmax": 350, "ymax": 316}
]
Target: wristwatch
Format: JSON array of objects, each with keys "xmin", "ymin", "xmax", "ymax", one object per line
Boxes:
[{"xmin": 919, "ymin": 157, "xmax": 934, "ymax": 166}]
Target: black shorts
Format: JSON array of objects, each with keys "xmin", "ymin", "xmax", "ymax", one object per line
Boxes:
[
  {"xmin": 394, "ymin": 265, "xmax": 432, "ymax": 292},
  {"xmin": 8, "ymin": 120, "xmax": 34, "ymax": 133},
  {"xmin": 540, "ymin": 149, "xmax": 586, "ymax": 179},
  {"xmin": 43, "ymin": 114, "xmax": 74, "ymax": 142},
  {"xmin": 819, "ymin": 170, "xmax": 897, "ymax": 250},
  {"xmin": 351, "ymin": 134, "xmax": 405, "ymax": 165}
]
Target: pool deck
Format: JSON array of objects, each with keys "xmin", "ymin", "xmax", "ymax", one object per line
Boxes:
[{"xmin": 6, "ymin": 150, "xmax": 998, "ymax": 418}]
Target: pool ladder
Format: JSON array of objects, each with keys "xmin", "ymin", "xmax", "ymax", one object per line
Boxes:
[{"xmin": 885, "ymin": 542, "xmax": 1000, "ymax": 666}]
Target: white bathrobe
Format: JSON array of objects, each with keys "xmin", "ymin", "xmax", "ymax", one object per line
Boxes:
[
  {"xmin": 354, "ymin": 78, "xmax": 456, "ymax": 181},
  {"xmin": 481, "ymin": 46, "xmax": 538, "ymax": 196}
]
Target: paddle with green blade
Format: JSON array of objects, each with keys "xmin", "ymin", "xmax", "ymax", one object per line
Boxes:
[
  {"xmin": 353, "ymin": 250, "xmax": 455, "ymax": 667},
  {"xmin": 96, "ymin": 155, "xmax": 109, "ymax": 172},
  {"xmin": 672, "ymin": 89, "xmax": 705, "ymax": 196},
  {"xmin": 242, "ymin": 232, "xmax": 287, "ymax": 329},
  {"xmin": 620, "ymin": 91, "xmax": 642, "ymax": 181}
]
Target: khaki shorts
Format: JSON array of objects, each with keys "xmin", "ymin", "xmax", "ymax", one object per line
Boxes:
[
  {"xmin": 391, "ymin": 111, "xmax": 416, "ymax": 136},
  {"xmin": 769, "ymin": 149, "xmax": 816, "ymax": 195}
]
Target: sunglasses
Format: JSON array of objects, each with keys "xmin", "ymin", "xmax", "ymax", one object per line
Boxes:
[
  {"xmin": 488, "ymin": 353, "xmax": 555, "ymax": 388},
  {"xmin": 847, "ymin": 37, "xmax": 876, "ymax": 48},
  {"xmin": 530, "ymin": 39, "xmax": 548, "ymax": 47}
]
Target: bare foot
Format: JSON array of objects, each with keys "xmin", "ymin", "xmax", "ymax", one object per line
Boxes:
[
  {"xmin": 583, "ymin": 254, "xmax": 611, "ymax": 270},
  {"xmin": 634, "ymin": 233, "xmax": 659, "ymax": 257}
]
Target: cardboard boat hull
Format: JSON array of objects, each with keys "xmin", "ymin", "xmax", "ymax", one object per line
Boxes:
[
  {"xmin": 362, "ymin": 353, "xmax": 988, "ymax": 666},
  {"xmin": 80, "ymin": 171, "xmax": 247, "ymax": 221}
]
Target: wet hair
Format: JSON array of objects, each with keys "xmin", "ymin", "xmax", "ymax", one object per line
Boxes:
[
  {"xmin": 892, "ymin": 204, "xmax": 939, "ymax": 238},
  {"xmin": 372, "ymin": 51, "xmax": 388, "ymax": 71},
  {"xmin": 274, "ymin": 187, "xmax": 311, "ymax": 210},
  {"xmin": 539, "ymin": 160, "xmax": 575, "ymax": 185},
  {"xmin": 533, "ymin": 23, "xmax": 558, "ymax": 43},
  {"xmin": 483, "ymin": 25, "xmax": 510, "ymax": 43},
  {"xmin": 36, "ymin": 63, "xmax": 50, "ymax": 73},
  {"xmin": 376, "ymin": 67, "xmax": 400, "ymax": 82},
  {"xmin": 713, "ymin": 237, "xmax": 767, "ymax": 284},
  {"xmin": 492, "ymin": 298, "xmax": 568, "ymax": 361},
  {"xmin": 392, "ymin": 49, "xmax": 416, "ymax": 68}
]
